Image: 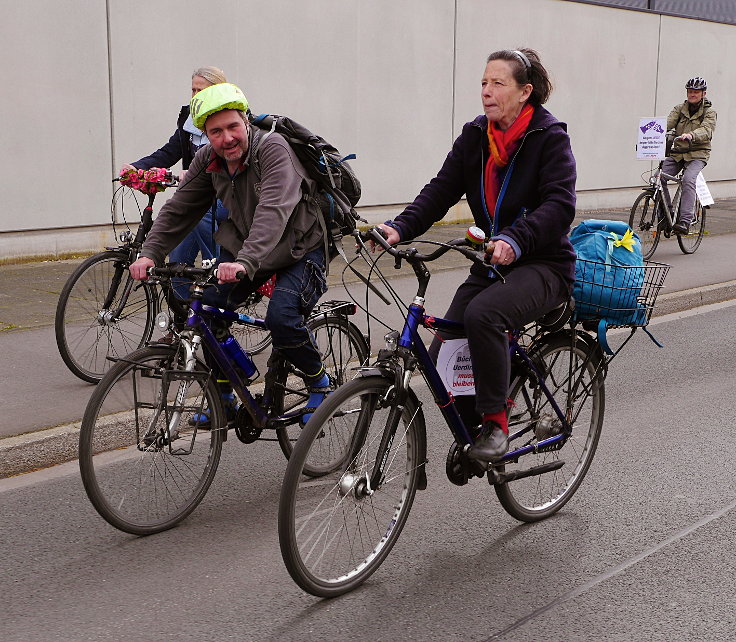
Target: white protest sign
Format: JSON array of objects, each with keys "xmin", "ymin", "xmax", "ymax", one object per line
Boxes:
[
  {"xmin": 436, "ymin": 338, "xmax": 475, "ymax": 396},
  {"xmin": 637, "ymin": 118, "xmax": 667, "ymax": 160},
  {"xmin": 695, "ymin": 172, "xmax": 714, "ymax": 206}
]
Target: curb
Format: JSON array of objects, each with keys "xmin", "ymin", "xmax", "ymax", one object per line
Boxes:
[
  {"xmin": 2, "ymin": 280, "xmax": 735, "ymax": 480},
  {"xmin": 1, "ymin": 422, "xmax": 81, "ymax": 479},
  {"xmin": 653, "ymin": 280, "xmax": 736, "ymax": 317}
]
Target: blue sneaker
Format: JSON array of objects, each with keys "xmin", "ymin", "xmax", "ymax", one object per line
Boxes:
[
  {"xmin": 189, "ymin": 393, "xmax": 238, "ymax": 428},
  {"xmin": 300, "ymin": 375, "xmax": 335, "ymax": 427}
]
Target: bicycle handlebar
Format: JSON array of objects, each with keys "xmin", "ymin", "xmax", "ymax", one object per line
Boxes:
[
  {"xmin": 355, "ymin": 227, "xmax": 505, "ymax": 281},
  {"xmin": 147, "ymin": 263, "xmax": 246, "ymax": 283},
  {"xmin": 115, "ymin": 167, "xmax": 180, "ymax": 194}
]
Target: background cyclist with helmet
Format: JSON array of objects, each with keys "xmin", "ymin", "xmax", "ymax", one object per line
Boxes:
[
  {"xmin": 664, "ymin": 76, "xmax": 717, "ymax": 235},
  {"xmin": 121, "ymin": 66, "xmax": 230, "ymax": 299},
  {"xmin": 129, "ymin": 83, "xmax": 332, "ymax": 424}
]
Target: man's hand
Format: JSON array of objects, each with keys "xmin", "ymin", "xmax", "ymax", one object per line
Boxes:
[
  {"xmin": 130, "ymin": 257, "xmax": 155, "ymax": 281},
  {"xmin": 677, "ymin": 133, "xmax": 694, "ymax": 141},
  {"xmin": 216, "ymin": 262, "xmax": 246, "ymax": 283},
  {"xmin": 119, "ymin": 163, "xmax": 136, "ymax": 175},
  {"xmin": 485, "ymin": 239, "xmax": 516, "ymax": 266}
]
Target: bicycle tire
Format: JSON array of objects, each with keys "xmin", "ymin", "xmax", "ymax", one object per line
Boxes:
[
  {"xmin": 55, "ymin": 251, "xmax": 156, "ymax": 383},
  {"xmin": 629, "ymin": 191, "xmax": 661, "ymax": 261},
  {"xmin": 279, "ymin": 375, "xmax": 422, "ymax": 597},
  {"xmin": 274, "ymin": 315, "xmax": 369, "ymax": 473},
  {"xmin": 676, "ymin": 197, "xmax": 706, "ymax": 255},
  {"xmin": 494, "ymin": 332, "xmax": 605, "ymax": 522},
  {"xmin": 79, "ymin": 344, "xmax": 224, "ymax": 535},
  {"xmin": 232, "ymin": 291, "xmax": 271, "ymax": 355}
]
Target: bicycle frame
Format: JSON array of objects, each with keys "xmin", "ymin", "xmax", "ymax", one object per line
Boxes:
[
  {"xmin": 100, "ymin": 192, "xmax": 159, "ymax": 320},
  {"xmin": 183, "ymin": 294, "xmax": 271, "ymax": 430},
  {"xmin": 352, "ymin": 230, "xmax": 605, "ymax": 490},
  {"xmin": 395, "ymin": 303, "xmax": 574, "ymax": 464},
  {"xmin": 645, "ymin": 165, "xmax": 682, "ymax": 233}
]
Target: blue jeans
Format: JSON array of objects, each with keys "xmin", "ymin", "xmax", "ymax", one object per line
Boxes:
[
  {"xmin": 203, "ymin": 247, "xmax": 327, "ymax": 377},
  {"xmin": 169, "ymin": 200, "xmax": 229, "ymax": 298}
]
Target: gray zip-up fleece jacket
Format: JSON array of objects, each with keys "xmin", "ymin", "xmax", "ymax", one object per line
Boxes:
[{"xmin": 140, "ymin": 127, "xmax": 323, "ymax": 280}]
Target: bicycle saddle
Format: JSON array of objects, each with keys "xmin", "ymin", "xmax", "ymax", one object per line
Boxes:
[{"xmin": 538, "ymin": 298, "xmax": 574, "ymax": 333}]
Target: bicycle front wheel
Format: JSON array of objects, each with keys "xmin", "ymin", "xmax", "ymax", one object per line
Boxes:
[
  {"xmin": 279, "ymin": 375, "xmax": 423, "ymax": 597},
  {"xmin": 494, "ymin": 332, "xmax": 605, "ymax": 522},
  {"xmin": 55, "ymin": 251, "xmax": 156, "ymax": 383},
  {"xmin": 677, "ymin": 197, "xmax": 706, "ymax": 254},
  {"xmin": 629, "ymin": 191, "xmax": 661, "ymax": 261},
  {"xmin": 275, "ymin": 315, "xmax": 369, "ymax": 471},
  {"xmin": 79, "ymin": 344, "xmax": 223, "ymax": 535}
]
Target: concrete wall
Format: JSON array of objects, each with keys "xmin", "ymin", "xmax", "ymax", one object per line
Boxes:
[{"xmin": 1, "ymin": 0, "xmax": 733, "ymax": 261}]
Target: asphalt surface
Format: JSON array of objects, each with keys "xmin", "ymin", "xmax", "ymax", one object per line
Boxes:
[
  {"xmin": 2, "ymin": 302, "xmax": 736, "ymax": 640},
  {"xmin": 1, "ymin": 199, "xmax": 736, "ymax": 477}
]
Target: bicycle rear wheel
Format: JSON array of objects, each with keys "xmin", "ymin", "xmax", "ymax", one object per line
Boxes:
[
  {"xmin": 676, "ymin": 197, "xmax": 706, "ymax": 254},
  {"xmin": 79, "ymin": 344, "xmax": 223, "ymax": 535},
  {"xmin": 55, "ymin": 251, "xmax": 156, "ymax": 383},
  {"xmin": 274, "ymin": 314, "xmax": 369, "ymax": 472},
  {"xmin": 232, "ymin": 291, "xmax": 271, "ymax": 355},
  {"xmin": 279, "ymin": 375, "xmax": 423, "ymax": 597},
  {"xmin": 494, "ymin": 332, "xmax": 605, "ymax": 522},
  {"xmin": 629, "ymin": 191, "xmax": 661, "ymax": 261}
]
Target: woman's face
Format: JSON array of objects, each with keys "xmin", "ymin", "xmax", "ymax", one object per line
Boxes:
[
  {"xmin": 481, "ymin": 60, "xmax": 532, "ymax": 130},
  {"xmin": 191, "ymin": 75, "xmax": 211, "ymax": 97}
]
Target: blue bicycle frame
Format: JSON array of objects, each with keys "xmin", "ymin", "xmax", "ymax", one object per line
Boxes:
[
  {"xmin": 183, "ymin": 295, "xmax": 271, "ymax": 429},
  {"xmin": 394, "ymin": 299, "xmax": 573, "ymax": 466}
]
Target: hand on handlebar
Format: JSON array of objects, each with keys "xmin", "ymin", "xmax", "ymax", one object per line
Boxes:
[
  {"xmin": 367, "ymin": 224, "xmax": 400, "ymax": 251},
  {"xmin": 216, "ymin": 262, "xmax": 247, "ymax": 284},
  {"xmin": 484, "ymin": 239, "xmax": 516, "ymax": 266},
  {"xmin": 130, "ymin": 256, "xmax": 155, "ymax": 281}
]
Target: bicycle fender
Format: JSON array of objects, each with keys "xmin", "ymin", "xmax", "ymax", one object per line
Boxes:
[{"xmin": 532, "ymin": 329, "xmax": 607, "ymax": 375}]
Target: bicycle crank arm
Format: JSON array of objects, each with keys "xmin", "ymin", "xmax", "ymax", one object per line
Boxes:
[{"xmin": 487, "ymin": 459, "xmax": 565, "ymax": 485}]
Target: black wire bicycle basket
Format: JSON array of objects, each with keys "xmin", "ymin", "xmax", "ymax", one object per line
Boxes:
[{"xmin": 572, "ymin": 259, "xmax": 671, "ymax": 328}]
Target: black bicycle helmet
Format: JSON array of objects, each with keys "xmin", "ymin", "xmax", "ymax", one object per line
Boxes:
[{"xmin": 685, "ymin": 76, "xmax": 707, "ymax": 90}]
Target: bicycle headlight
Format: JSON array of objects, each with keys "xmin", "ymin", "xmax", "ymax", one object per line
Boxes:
[{"xmin": 384, "ymin": 330, "xmax": 399, "ymax": 352}]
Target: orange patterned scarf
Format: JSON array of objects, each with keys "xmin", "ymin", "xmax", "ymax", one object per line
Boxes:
[{"xmin": 484, "ymin": 104, "xmax": 534, "ymax": 221}]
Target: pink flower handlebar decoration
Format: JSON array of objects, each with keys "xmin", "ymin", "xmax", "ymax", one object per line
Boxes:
[{"xmin": 118, "ymin": 167, "xmax": 173, "ymax": 194}]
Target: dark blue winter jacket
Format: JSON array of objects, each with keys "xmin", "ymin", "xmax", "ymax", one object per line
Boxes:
[
  {"xmin": 132, "ymin": 106, "xmax": 198, "ymax": 171},
  {"xmin": 390, "ymin": 106, "xmax": 577, "ymax": 283}
]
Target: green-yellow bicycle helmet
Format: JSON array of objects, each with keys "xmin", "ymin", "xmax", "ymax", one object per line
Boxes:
[{"xmin": 190, "ymin": 82, "xmax": 249, "ymax": 130}]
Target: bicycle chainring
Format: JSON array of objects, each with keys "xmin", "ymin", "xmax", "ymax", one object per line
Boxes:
[
  {"xmin": 446, "ymin": 442, "xmax": 469, "ymax": 486},
  {"xmin": 234, "ymin": 406, "xmax": 261, "ymax": 444}
]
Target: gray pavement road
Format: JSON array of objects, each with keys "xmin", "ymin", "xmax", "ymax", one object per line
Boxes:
[
  {"xmin": 1, "ymin": 200, "xmax": 735, "ymax": 477},
  {"xmin": 2, "ymin": 302, "xmax": 736, "ymax": 640}
]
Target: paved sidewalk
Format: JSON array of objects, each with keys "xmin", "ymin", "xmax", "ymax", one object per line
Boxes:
[
  {"xmin": 1, "ymin": 199, "xmax": 735, "ymax": 477},
  {"xmin": 2, "ymin": 199, "xmax": 736, "ymax": 332}
]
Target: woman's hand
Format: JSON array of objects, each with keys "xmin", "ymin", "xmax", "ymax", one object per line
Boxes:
[
  {"xmin": 485, "ymin": 239, "xmax": 516, "ymax": 265},
  {"xmin": 216, "ymin": 262, "xmax": 246, "ymax": 283},
  {"xmin": 368, "ymin": 224, "xmax": 401, "ymax": 251}
]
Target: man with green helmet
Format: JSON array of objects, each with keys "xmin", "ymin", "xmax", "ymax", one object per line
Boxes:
[{"xmin": 130, "ymin": 82, "xmax": 332, "ymax": 423}]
